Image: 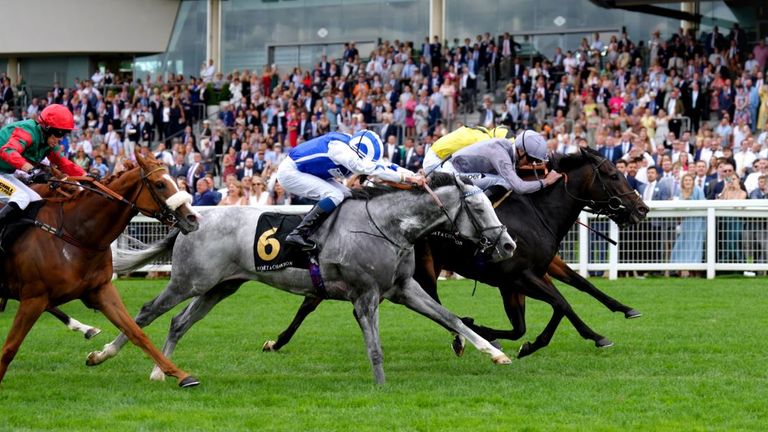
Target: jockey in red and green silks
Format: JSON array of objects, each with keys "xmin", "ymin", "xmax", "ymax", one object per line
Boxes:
[{"xmin": 0, "ymin": 104, "xmax": 85, "ymax": 229}]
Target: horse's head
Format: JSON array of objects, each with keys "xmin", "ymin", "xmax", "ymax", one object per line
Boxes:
[
  {"xmin": 551, "ymin": 148, "xmax": 649, "ymax": 227},
  {"xmin": 134, "ymin": 152, "xmax": 200, "ymax": 234},
  {"xmin": 434, "ymin": 173, "xmax": 516, "ymax": 262}
]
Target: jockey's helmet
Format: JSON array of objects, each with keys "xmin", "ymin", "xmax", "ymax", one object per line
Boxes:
[
  {"xmin": 515, "ymin": 130, "xmax": 549, "ymax": 163},
  {"xmin": 39, "ymin": 104, "xmax": 75, "ymax": 137},
  {"xmin": 351, "ymin": 130, "xmax": 384, "ymax": 162}
]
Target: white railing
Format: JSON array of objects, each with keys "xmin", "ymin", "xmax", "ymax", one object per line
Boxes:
[{"xmin": 119, "ymin": 201, "xmax": 768, "ymax": 279}]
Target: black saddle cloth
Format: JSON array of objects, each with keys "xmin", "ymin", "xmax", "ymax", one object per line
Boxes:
[{"xmin": 253, "ymin": 212, "xmax": 311, "ymax": 271}]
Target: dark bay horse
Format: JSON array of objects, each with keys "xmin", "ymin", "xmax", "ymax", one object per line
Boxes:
[
  {"xmin": 262, "ymin": 148, "xmax": 649, "ymax": 357},
  {"xmin": 0, "ymin": 153, "xmax": 201, "ymax": 387},
  {"xmin": 89, "ymin": 173, "xmax": 517, "ymax": 384}
]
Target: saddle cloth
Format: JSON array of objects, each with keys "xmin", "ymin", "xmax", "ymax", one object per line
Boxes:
[{"xmin": 252, "ymin": 212, "xmax": 310, "ymax": 272}]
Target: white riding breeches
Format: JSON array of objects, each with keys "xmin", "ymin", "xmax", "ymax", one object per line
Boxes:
[
  {"xmin": 0, "ymin": 173, "xmax": 42, "ymax": 210},
  {"xmin": 276, "ymin": 158, "xmax": 351, "ymax": 205}
]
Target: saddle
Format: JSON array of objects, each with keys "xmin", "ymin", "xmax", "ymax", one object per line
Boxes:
[{"xmin": 0, "ymin": 200, "xmax": 44, "ymax": 254}]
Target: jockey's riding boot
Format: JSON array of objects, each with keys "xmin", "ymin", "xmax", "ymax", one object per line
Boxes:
[
  {"xmin": 0, "ymin": 203, "xmax": 21, "ymax": 254},
  {"xmin": 484, "ymin": 185, "xmax": 509, "ymax": 204},
  {"xmin": 285, "ymin": 205, "xmax": 332, "ymax": 251}
]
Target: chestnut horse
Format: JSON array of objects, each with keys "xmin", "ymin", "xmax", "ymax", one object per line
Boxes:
[{"xmin": 0, "ymin": 152, "xmax": 201, "ymax": 387}]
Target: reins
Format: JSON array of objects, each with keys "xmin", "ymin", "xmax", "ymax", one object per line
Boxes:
[{"xmin": 32, "ymin": 165, "xmax": 178, "ymax": 251}]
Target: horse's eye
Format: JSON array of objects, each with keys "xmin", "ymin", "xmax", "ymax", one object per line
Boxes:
[
  {"xmin": 610, "ymin": 174, "xmax": 620, "ymax": 180},
  {"xmin": 155, "ymin": 181, "xmax": 166, "ymax": 190}
]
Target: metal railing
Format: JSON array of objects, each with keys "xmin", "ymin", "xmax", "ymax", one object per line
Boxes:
[{"xmin": 118, "ymin": 200, "xmax": 768, "ymax": 279}]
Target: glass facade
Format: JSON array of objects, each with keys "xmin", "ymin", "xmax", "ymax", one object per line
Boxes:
[
  {"xmin": 19, "ymin": 56, "xmax": 90, "ymax": 96},
  {"xmin": 221, "ymin": 0, "xmax": 428, "ymax": 73},
  {"xmin": 444, "ymin": 0, "xmax": 681, "ymax": 60},
  {"xmin": 133, "ymin": 0, "xmax": 207, "ymax": 82}
]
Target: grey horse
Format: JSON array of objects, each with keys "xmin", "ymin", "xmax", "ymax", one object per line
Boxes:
[{"xmin": 90, "ymin": 173, "xmax": 516, "ymax": 384}]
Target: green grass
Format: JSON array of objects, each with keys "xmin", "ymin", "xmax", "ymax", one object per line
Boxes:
[{"xmin": 1, "ymin": 277, "xmax": 767, "ymax": 431}]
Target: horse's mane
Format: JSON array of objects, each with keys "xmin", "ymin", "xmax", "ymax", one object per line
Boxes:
[
  {"xmin": 348, "ymin": 171, "xmax": 457, "ymax": 200},
  {"xmin": 550, "ymin": 147, "xmax": 602, "ymax": 172},
  {"xmin": 45, "ymin": 161, "xmax": 141, "ymax": 204}
]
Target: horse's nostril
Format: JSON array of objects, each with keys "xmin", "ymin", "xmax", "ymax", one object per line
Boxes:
[
  {"xmin": 186, "ymin": 214, "xmax": 198, "ymax": 224},
  {"xmin": 504, "ymin": 242, "xmax": 515, "ymax": 252}
]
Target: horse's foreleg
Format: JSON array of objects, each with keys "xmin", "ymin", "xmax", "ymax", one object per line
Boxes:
[
  {"xmin": 263, "ymin": 296, "xmax": 323, "ymax": 352},
  {"xmin": 150, "ymin": 281, "xmax": 242, "ymax": 381},
  {"xmin": 391, "ymin": 278, "xmax": 511, "ymax": 365},
  {"xmin": 548, "ymin": 256, "xmax": 641, "ymax": 318},
  {"xmin": 87, "ymin": 283, "xmax": 198, "ymax": 388},
  {"xmin": 87, "ymin": 281, "xmax": 192, "ymax": 366},
  {"xmin": 352, "ymin": 292, "xmax": 385, "ymax": 385},
  {"xmin": 516, "ymin": 272, "xmax": 611, "ymax": 358},
  {"xmin": 462, "ymin": 286, "xmax": 528, "ymax": 342},
  {"xmin": 46, "ymin": 306, "xmax": 102, "ymax": 339},
  {"xmin": 0, "ymin": 296, "xmax": 48, "ymax": 384}
]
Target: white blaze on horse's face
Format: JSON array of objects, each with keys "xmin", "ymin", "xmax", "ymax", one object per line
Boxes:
[{"xmin": 162, "ymin": 173, "xmax": 198, "ymax": 217}]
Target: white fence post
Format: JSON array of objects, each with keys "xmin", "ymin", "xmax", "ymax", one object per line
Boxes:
[
  {"xmin": 578, "ymin": 214, "xmax": 589, "ymax": 278},
  {"xmin": 609, "ymin": 221, "xmax": 619, "ymax": 280},
  {"xmin": 706, "ymin": 207, "xmax": 716, "ymax": 279}
]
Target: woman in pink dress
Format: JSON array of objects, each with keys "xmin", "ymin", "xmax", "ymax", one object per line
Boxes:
[
  {"xmin": 440, "ymin": 77, "xmax": 456, "ymax": 121},
  {"xmin": 287, "ymin": 106, "xmax": 299, "ymax": 147}
]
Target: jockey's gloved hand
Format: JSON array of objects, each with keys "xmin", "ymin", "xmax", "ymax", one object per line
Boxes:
[{"xmin": 29, "ymin": 170, "xmax": 53, "ymax": 184}]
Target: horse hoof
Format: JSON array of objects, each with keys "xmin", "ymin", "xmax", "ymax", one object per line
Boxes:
[
  {"xmin": 84, "ymin": 328, "xmax": 102, "ymax": 340},
  {"xmin": 596, "ymin": 338, "xmax": 614, "ymax": 348},
  {"xmin": 262, "ymin": 340, "xmax": 277, "ymax": 352},
  {"xmin": 624, "ymin": 309, "xmax": 643, "ymax": 319},
  {"xmin": 492, "ymin": 354, "xmax": 512, "ymax": 365},
  {"xmin": 85, "ymin": 352, "xmax": 102, "ymax": 366},
  {"xmin": 179, "ymin": 375, "xmax": 200, "ymax": 388},
  {"xmin": 517, "ymin": 342, "xmax": 533, "ymax": 359},
  {"xmin": 451, "ymin": 335, "xmax": 465, "ymax": 357}
]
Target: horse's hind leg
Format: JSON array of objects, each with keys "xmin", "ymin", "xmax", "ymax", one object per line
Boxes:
[
  {"xmin": 390, "ymin": 278, "xmax": 511, "ymax": 365},
  {"xmin": 87, "ymin": 283, "xmax": 198, "ymax": 388},
  {"xmin": 351, "ymin": 291, "xmax": 386, "ymax": 385},
  {"xmin": 87, "ymin": 279, "xmax": 194, "ymax": 366},
  {"xmin": 46, "ymin": 306, "xmax": 102, "ymax": 339},
  {"xmin": 149, "ymin": 281, "xmax": 243, "ymax": 381},
  {"xmin": 263, "ymin": 296, "xmax": 324, "ymax": 352},
  {"xmin": 548, "ymin": 256, "xmax": 641, "ymax": 318},
  {"xmin": 0, "ymin": 296, "xmax": 48, "ymax": 384}
]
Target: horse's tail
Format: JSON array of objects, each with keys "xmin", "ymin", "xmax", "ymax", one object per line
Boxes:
[{"xmin": 112, "ymin": 228, "xmax": 181, "ymax": 273}]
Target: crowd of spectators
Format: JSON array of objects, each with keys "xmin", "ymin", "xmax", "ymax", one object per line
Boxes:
[{"xmin": 2, "ymin": 22, "xmax": 768, "ymax": 271}]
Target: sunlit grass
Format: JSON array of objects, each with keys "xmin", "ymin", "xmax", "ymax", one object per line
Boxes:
[{"xmin": 1, "ymin": 277, "xmax": 766, "ymax": 431}]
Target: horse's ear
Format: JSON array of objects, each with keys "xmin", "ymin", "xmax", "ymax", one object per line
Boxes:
[{"xmin": 456, "ymin": 174, "xmax": 474, "ymax": 186}]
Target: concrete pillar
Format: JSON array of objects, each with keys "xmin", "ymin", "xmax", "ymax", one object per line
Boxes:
[
  {"xmin": 429, "ymin": 0, "xmax": 444, "ymax": 43},
  {"xmin": 207, "ymin": 0, "xmax": 221, "ymax": 72},
  {"xmin": 6, "ymin": 58, "xmax": 18, "ymax": 85},
  {"xmin": 680, "ymin": 2, "xmax": 697, "ymax": 33}
]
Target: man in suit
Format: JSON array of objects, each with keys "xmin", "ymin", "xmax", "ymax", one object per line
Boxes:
[
  {"xmin": 186, "ymin": 152, "xmax": 206, "ymax": 190},
  {"xmin": 192, "ymin": 178, "xmax": 219, "ymax": 206},
  {"xmin": 379, "ymin": 117, "xmax": 399, "ymax": 145},
  {"xmin": 639, "ymin": 165, "xmax": 673, "ymax": 264},
  {"xmin": 383, "ymin": 135, "xmax": 404, "ymax": 167},
  {"xmin": 684, "ymin": 81, "xmax": 706, "ymax": 132},
  {"xmin": 598, "ymin": 136, "xmax": 623, "ymax": 164},
  {"xmin": 406, "ymin": 142, "xmax": 425, "ymax": 173},
  {"xmin": 430, "ymin": 35, "xmax": 442, "ymax": 69},
  {"xmin": 236, "ymin": 157, "xmax": 257, "ymax": 180},
  {"xmin": 298, "ymin": 110, "xmax": 313, "ymax": 141},
  {"xmin": 459, "ymin": 65, "xmax": 477, "ymax": 114},
  {"xmin": 235, "ymin": 141, "xmax": 254, "ymax": 169},
  {"xmin": 477, "ymin": 95, "xmax": 499, "ymax": 128},
  {"xmin": 170, "ymin": 153, "xmax": 189, "ymax": 179}
]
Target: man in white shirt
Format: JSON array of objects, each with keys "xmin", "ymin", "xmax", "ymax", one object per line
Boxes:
[
  {"xmin": 733, "ymin": 137, "xmax": 757, "ymax": 178},
  {"xmin": 201, "ymin": 59, "xmax": 216, "ymax": 83},
  {"xmin": 91, "ymin": 70, "xmax": 104, "ymax": 87},
  {"xmin": 744, "ymin": 158, "xmax": 767, "ymax": 193}
]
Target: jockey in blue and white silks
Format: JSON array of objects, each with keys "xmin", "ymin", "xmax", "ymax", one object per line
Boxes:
[{"xmin": 277, "ymin": 130, "xmax": 424, "ymax": 250}]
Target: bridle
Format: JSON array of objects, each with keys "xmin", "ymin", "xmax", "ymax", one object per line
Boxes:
[
  {"xmin": 51, "ymin": 165, "xmax": 183, "ymax": 228},
  {"xmin": 559, "ymin": 155, "xmax": 640, "ymax": 220},
  {"xmin": 361, "ymin": 177, "xmax": 507, "ymax": 254},
  {"xmin": 425, "ymin": 176, "xmax": 507, "ymax": 254}
]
